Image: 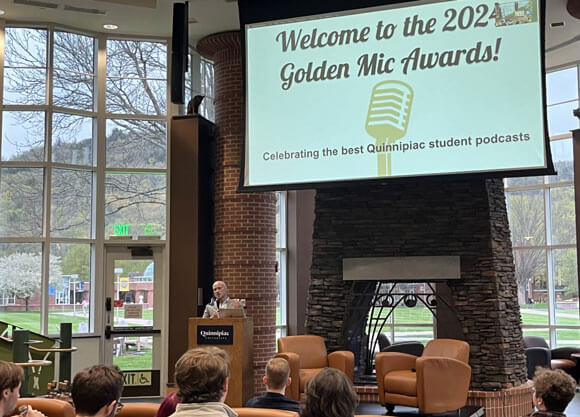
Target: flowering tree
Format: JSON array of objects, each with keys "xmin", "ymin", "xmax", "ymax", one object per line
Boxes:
[{"xmin": 0, "ymin": 253, "xmax": 62, "ymax": 311}]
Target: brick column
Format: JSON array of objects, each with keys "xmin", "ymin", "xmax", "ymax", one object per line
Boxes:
[{"xmin": 197, "ymin": 31, "xmax": 277, "ymax": 394}]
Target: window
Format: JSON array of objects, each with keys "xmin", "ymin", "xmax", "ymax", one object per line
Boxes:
[
  {"xmin": 506, "ymin": 65, "xmax": 579, "ymax": 347},
  {"xmin": 276, "ymin": 192, "xmax": 287, "ymax": 339},
  {"xmin": 367, "ymin": 282, "xmax": 435, "ymax": 355},
  {"xmin": 0, "ymin": 26, "xmax": 168, "ymax": 335},
  {"xmin": 186, "ymin": 51, "xmax": 215, "ymax": 123}
]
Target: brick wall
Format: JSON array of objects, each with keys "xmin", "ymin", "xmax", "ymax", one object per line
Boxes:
[
  {"xmin": 306, "ymin": 178, "xmax": 527, "ymax": 390},
  {"xmin": 197, "ymin": 31, "xmax": 277, "ymax": 394}
]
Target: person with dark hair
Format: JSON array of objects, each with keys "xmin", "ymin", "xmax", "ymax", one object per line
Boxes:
[
  {"xmin": 532, "ymin": 368, "xmax": 576, "ymax": 417},
  {"xmin": 71, "ymin": 365, "xmax": 123, "ymax": 417},
  {"xmin": 245, "ymin": 358, "xmax": 299, "ymax": 411},
  {"xmin": 300, "ymin": 368, "xmax": 358, "ymax": 417},
  {"xmin": 0, "ymin": 361, "xmax": 44, "ymax": 417},
  {"xmin": 171, "ymin": 347, "xmax": 236, "ymax": 417}
]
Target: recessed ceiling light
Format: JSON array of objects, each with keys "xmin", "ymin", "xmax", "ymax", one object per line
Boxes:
[
  {"xmin": 103, "ymin": 24, "xmax": 119, "ymax": 30},
  {"xmin": 0, "ymin": 9, "xmax": 5, "ymax": 15}
]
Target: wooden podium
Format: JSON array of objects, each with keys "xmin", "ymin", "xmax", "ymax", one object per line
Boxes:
[{"xmin": 188, "ymin": 317, "xmax": 254, "ymax": 407}]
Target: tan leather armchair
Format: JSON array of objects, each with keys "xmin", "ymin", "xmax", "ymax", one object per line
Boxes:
[
  {"xmin": 275, "ymin": 335, "xmax": 354, "ymax": 401},
  {"xmin": 375, "ymin": 338, "xmax": 471, "ymax": 414},
  {"xmin": 234, "ymin": 408, "xmax": 297, "ymax": 417},
  {"xmin": 16, "ymin": 398, "xmax": 75, "ymax": 417},
  {"xmin": 118, "ymin": 403, "xmax": 160, "ymax": 417}
]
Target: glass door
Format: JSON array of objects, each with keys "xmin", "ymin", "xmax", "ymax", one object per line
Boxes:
[{"xmin": 103, "ymin": 245, "xmax": 163, "ymax": 396}]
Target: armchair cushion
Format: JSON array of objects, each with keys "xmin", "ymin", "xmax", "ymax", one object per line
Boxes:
[{"xmin": 384, "ymin": 370, "xmax": 417, "ymax": 396}]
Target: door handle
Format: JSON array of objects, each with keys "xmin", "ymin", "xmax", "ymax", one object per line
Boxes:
[{"xmin": 105, "ymin": 325, "xmax": 111, "ymax": 339}]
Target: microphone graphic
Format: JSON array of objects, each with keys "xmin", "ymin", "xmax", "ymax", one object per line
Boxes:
[{"xmin": 365, "ymin": 81, "xmax": 414, "ymax": 176}]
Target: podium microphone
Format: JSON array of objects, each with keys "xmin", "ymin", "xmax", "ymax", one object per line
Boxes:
[{"xmin": 365, "ymin": 80, "xmax": 414, "ymax": 176}]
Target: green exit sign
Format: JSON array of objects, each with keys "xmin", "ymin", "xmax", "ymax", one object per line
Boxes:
[{"xmin": 113, "ymin": 224, "xmax": 130, "ymax": 235}]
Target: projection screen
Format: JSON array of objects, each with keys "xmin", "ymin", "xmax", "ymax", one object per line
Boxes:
[{"xmin": 242, "ymin": 0, "xmax": 549, "ymax": 189}]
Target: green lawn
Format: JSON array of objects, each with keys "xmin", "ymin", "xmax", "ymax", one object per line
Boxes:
[
  {"xmin": 113, "ymin": 337, "xmax": 153, "ymax": 370},
  {"xmin": 114, "ymin": 350, "xmax": 152, "ymax": 370},
  {"xmin": 0, "ymin": 308, "xmax": 154, "ymax": 334},
  {"xmin": 4, "ymin": 304, "xmax": 580, "ymax": 348}
]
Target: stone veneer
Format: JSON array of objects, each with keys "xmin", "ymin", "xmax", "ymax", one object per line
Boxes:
[{"xmin": 306, "ymin": 178, "xmax": 527, "ymax": 390}]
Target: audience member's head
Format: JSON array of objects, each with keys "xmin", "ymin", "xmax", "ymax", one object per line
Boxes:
[
  {"xmin": 175, "ymin": 347, "xmax": 230, "ymax": 403},
  {"xmin": 264, "ymin": 358, "xmax": 291, "ymax": 392},
  {"xmin": 300, "ymin": 368, "xmax": 358, "ymax": 417},
  {"xmin": 0, "ymin": 361, "xmax": 24, "ymax": 417},
  {"xmin": 533, "ymin": 368, "xmax": 576, "ymax": 413},
  {"xmin": 72, "ymin": 365, "xmax": 123, "ymax": 417}
]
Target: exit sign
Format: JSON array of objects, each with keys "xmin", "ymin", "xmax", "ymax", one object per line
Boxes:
[{"xmin": 113, "ymin": 224, "xmax": 130, "ymax": 235}]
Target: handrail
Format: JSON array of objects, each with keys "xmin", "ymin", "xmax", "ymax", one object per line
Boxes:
[
  {"xmin": 13, "ymin": 360, "xmax": 52, "ymax": 367},
  {"xmin": 29, "ymin": 346, "xmax": 78, "ymax": 353}
]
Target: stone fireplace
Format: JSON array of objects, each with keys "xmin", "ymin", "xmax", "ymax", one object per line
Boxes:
[{"xmin": 305, "ymin": 178, "xmax": 532, "ymax": 416}]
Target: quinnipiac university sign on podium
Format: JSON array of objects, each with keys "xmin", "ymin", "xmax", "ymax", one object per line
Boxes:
[{"xmin": 188, "ymin": 317, "xmax": 254, "ymax": 407}]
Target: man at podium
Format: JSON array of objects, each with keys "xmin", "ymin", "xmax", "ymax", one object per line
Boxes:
[{"xmin": 202, "ymin": 281, "xmax": 243, "ymax": 318}]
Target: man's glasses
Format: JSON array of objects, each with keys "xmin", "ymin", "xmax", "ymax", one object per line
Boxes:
[{"xmin": 115, "ymin": 401, "xmax": 124, "ymax": 415}]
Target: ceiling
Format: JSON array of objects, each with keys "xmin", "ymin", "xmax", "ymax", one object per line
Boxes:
[
  {"xmin": 0, "ymin": 0, "xmax": 240, "ymax": 46},
  {"xmin": 0, "ymin": 0, "xmax": 579, "ymax": 67}
]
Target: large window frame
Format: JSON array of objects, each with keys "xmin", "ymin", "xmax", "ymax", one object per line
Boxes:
[
  {"xmin": 506, "ymin": 64, "xmax": 579, "ymax": 347},
  {"xmin": 0, "ymin": 22, "xmax": 171, "ymax": 336}
]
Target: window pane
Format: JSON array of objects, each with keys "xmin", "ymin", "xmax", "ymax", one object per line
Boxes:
[
  {"xmin": 200, "ymin": 59, "xmax": 215, "ymax": 122},
  {"xmin": 53, "ymin": 70, "xmax": 94, "ymax": 111},
  {"xmin": 393, "ymin": 286, "xmax": 435, "ymax": 325},
  {"xmin": 52, "ymin": 113, "xmax": 94, "ymax": 166},
  {"xmin": 1, "ymin": 111, "xmax": 45, "ymax": 162},
  {"xmin": 522, "ymin": 328, "xmax": 549, "ymax": 341},
  {"xmin": 106, "ymin": 78, "xmax": 167, "ymax": 115},
  {"xmin": 556, "ymin": 328, "xmax": 580, "ymax": 348},
  {"xmin": 4, "ymin": 28, "xmax": 47, "ymax": 105},
  {"xmin": 551, "ymin": 186, "xmax": 576, "ymax": 245},
  {"xmin": 546, "ymin": 139, "xmax": 574, "ymax": 184},
  {"xmin": 507, "ymin": 190, "xmax": 546, "ymax": 246},
  {"xmin": 547, "ymin": 101, "xmax": 579, "ymax": 136},
  {"xmin": 4, "ymin": 28, "xmax": 47, "ymax": 67},
  {"xmin": 276, "ymin": 251, "xmax": 286, "ymax": 327},
  {"xmin": 547, "ymin": 67, "xmax": 578, "ymax": 105},
  {"xmin": 53, "ymin": 32, "xmax": 95, "ymax": 111},
  {"xmin": 505, "ymin": 176, "xmax": 543, "ymax": 188},
  {"xmin": 516, "ymin": 248, "xmax": 548, "ymax": 325},
  {"xmin": 49, "ymin": 243, "xmax": 91, "ymax": 334},
  {"xmin": 54, "ymin": 31, "xmax": 94, "ymax": 72},
  {"xmin": 105, "ymin": 173, "xmax": 166, "ymax": 239},
  {"xmin": 0, "ymin": 168, "xmax": 44, "ymax": 237},
  {"xmin": 394, "ymin": 326, "xmax": 433, "ymax": 345},
  {"xmin": 0, "ymin": 243, "xmax": 43, "ymax": 333},
  {"xmin": 553, "ymin": 248, "xmax": 579, "ymax": 326},
  {"xmin": 106, "ymin": 40, "xmax": 167, "ymax": 116},
  {"xmin": 51, "ymin": 169, "xmax": 93, "ymax": 238},
  {"xmin": 3, "ymin": 68, "xmax": 47, "ymax": 105},
  {"xmin": 105, "ymin": 120, "xmax": 167, "ymax": 169}
]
